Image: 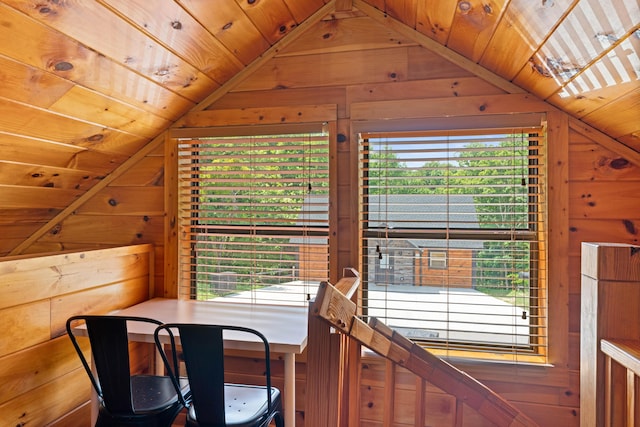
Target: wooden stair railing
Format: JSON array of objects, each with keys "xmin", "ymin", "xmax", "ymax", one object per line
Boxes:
[
  {"xmin": 311, "ymin": 275, "xmax": 539, "ymax": 427},
  {"xmin": 580, "ymin": 243, "xmax": 640, "ymax": 427},
  {"xmin": 601, "ymin": 339, "xmax": 640, "ymax": 427}
]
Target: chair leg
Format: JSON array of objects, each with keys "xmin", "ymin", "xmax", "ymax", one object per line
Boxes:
[{"xmin": 274, "ymin": 412, "xmax": 284, "ymax": 427}]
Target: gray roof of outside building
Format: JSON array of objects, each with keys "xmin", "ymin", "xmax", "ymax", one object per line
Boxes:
[{"xmin": 294, "ymin": 194, "xmax": 484, "ymax": 250}]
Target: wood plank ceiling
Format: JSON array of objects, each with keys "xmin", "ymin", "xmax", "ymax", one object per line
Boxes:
[{"xmin": 0, "ymin": 0, "xmax": 638, "ymax": 255}]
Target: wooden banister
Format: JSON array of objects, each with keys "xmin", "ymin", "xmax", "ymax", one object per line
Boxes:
[
  {"xmin": 312, "ymin": 278, "xmax": 539, "ymax": 427},
  {"xmin": 580, "ymin": 243, "xmax": 640, "ymax": 427},
  {"xmin": 601, "ymin": 339, "xmax": 640, "ymax": 427}
]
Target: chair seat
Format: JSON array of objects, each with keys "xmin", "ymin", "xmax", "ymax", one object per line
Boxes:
[
  {"xmin": 187, "ymin": 384, "xmax": 281, "ymax": 427},
  {"xmin": 131, "ymin": 375, "xmax": 189, "ymax": 412}
]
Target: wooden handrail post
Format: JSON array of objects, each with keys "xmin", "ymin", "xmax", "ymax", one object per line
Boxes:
[{"xmin": 580, "ymin": 243, "xmax": 640, "ymax": 427}]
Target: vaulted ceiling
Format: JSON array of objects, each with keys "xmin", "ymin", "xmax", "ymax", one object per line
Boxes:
[{"xmin": 0, "ymin": 0, "xmax": 638, "ymax": 253}]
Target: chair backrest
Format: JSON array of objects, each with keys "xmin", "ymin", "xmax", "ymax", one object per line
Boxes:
[
  {"xmin": 154, "ymin": 323, "xmax": 274, "ymax": 425},
  {"xmin": 66, "ymin": 315, "xmax": 163, "ymax": 414}
]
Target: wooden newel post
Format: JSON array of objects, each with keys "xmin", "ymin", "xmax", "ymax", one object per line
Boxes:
[
  {"xmin": 305, "ymin": 295, "xmax": 342, "ymax": 426},
  {"xmin": 306, "ymin": 270, "xmax": 362, "ymax": 427},
  {"xmin": 580, "ymin": 242, "xmax": 640, "ymax": 427}
]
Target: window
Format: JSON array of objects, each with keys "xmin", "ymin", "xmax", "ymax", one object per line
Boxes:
[
  {"xmin": 359, "ymin": 126, "xmax": 547, "ymax": 362},
  {"xmin": 429, "ymin": 251, "xmax": 448, "ymax": 269},
  {"xmin": 178, "ymin": 126, "xmax": 330, "ymax": 305}
]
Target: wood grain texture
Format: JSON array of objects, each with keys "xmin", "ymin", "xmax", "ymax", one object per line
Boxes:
[{"xmin": 0, "ymin": 245, "xmax": 154, "ymax": 426}]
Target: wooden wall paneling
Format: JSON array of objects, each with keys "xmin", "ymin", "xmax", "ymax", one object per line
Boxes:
[
  {"xmin": 0, "ymin": 367, "xmax": 91, "ymax": 427},
  {"xmin": 0, "ymin": 133, "xmax": 110, "ymax": 173},
  {"xmin": 75, "ymin": 187, "xmax": 164, "ymax": 216},
  {"xmin": 276, "ymin": 15, "xmax": 419, "ymax": 57},
  {"xmin": 0, "ymin": 245, "xmax": 155, "ymax": 426},
  {"xmin": 11, "ymin": 134, "xmax": 165, "ymax": 255},
  {"xmin": 568, "ymin": 142, "xmax": 640, "ymax": 182},
  {"xmin": 569, "ymin": 218, "xmax": 640, "ymax": 253},
  {"xmin": 176, "ymin": 104, "xmax": 337, "ymax": 128},
  {"xmin": 569, "ymin": 117, "xmax": 640, "ymax": 167},
  {"xmin": 234, "ymin": 47, "xmax": 411, "ymax": 92},
  {"xmin": 407, "ymin": 46, "xmax": 475, "ymax": 80},
  {"xmin": 36, "ymin": 214, "xmax": 163, "ymax": 245},
  {"xmin": 345, "ymin": 77, "xmax": 506, "ymax": 111},
  {"xmin": 1, "ymin": 185, "xmax": 83, "ymax": 210},
  {"xmin": 570, "ymin": 181, "xmax": 640, "ymax": 219},
  {"xmin": 0, "ymin": 161, "xmax": 103, "ymax": 191},
  {"xmin": 48, "ymin": 402, "xmax": 91, "ymax": 427},
  {"xmin": 0, "ymin": 335, "xmax": 89, "ymax": 404},
  {"xmin": 0, "ymin": 300, "xmax": 50, "ymax": 357},
  {"xmin": 350, "ymin": 94, "xmax": 548, "ymax": 121},
  {"xmin": 110, "ymin": 156, "xmax": 165, "ymax": 187},
  {"xmin": 211, "ymin": 87, "xmax": 348, "ymax": 118},
  {"xmin": 49, "ymin": 277, "xmax": 151, "ymax": 335},
  {"xmin": 0, "ymin": 248, "xmax": 151, "ymax": 311}
]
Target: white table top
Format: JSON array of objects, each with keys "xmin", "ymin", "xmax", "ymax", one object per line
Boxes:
[{"xmin": 107, "ymin": 297, "xmax": 309, "ymax": 354}]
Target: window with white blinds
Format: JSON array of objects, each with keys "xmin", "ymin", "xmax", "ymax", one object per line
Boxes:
[
  {"xmin": 359, "ymin": 127, "xmax": 547, "ymax": 362},
  {"xmin": 178, "ymin": 128, "xmax": 330, "ymax": 306}
]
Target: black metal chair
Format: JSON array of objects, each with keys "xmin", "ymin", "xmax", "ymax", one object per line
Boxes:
[
  {"xmin": 66, "ymin": 315, "xmax": 189, "ymax": 427},
  {"xmin": 154, "ymin": 323, "xmax": 284, "ymax": 427}
]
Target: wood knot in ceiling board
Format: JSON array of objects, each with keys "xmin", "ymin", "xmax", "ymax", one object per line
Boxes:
[
  {"xmin": 610, "ymin": 158, "xmax": 630, "ymax": 170},
  {"xmin": 50, "ymin": 223, "xmax": 62, "ymax": 236},
  {"xmin": 222, "ymin": 22, "xmax": 233, "ymax": 31},
  {"xmin": 623, "ymin": 219, "xmax": 637, "ymax": 235},
  {"xmin": 50, "ymin": 60, "xmax": 73, "ymax": 72},
  {"xmin": 86, "ymin": 134, "xmax": 104, "ymax": 143},
  {"xmin": 171, "ymin": 20, "xmax": 182, "ymax": 30},
  {"xmin": 37, "ymin": 5, "xmax": 57, "ymax": 16},
  {"xmin": 458, "ymin": 1, "xmax": 471, "ymax": 14}
]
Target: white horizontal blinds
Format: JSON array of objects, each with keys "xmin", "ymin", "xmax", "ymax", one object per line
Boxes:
[
  {"xmin": 359, "ymin": 127, "xmax": 547, "ymax": 361},
  {"xmin": 178, "ymin": 130, "xmax": 330, "ymax": 305}
]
